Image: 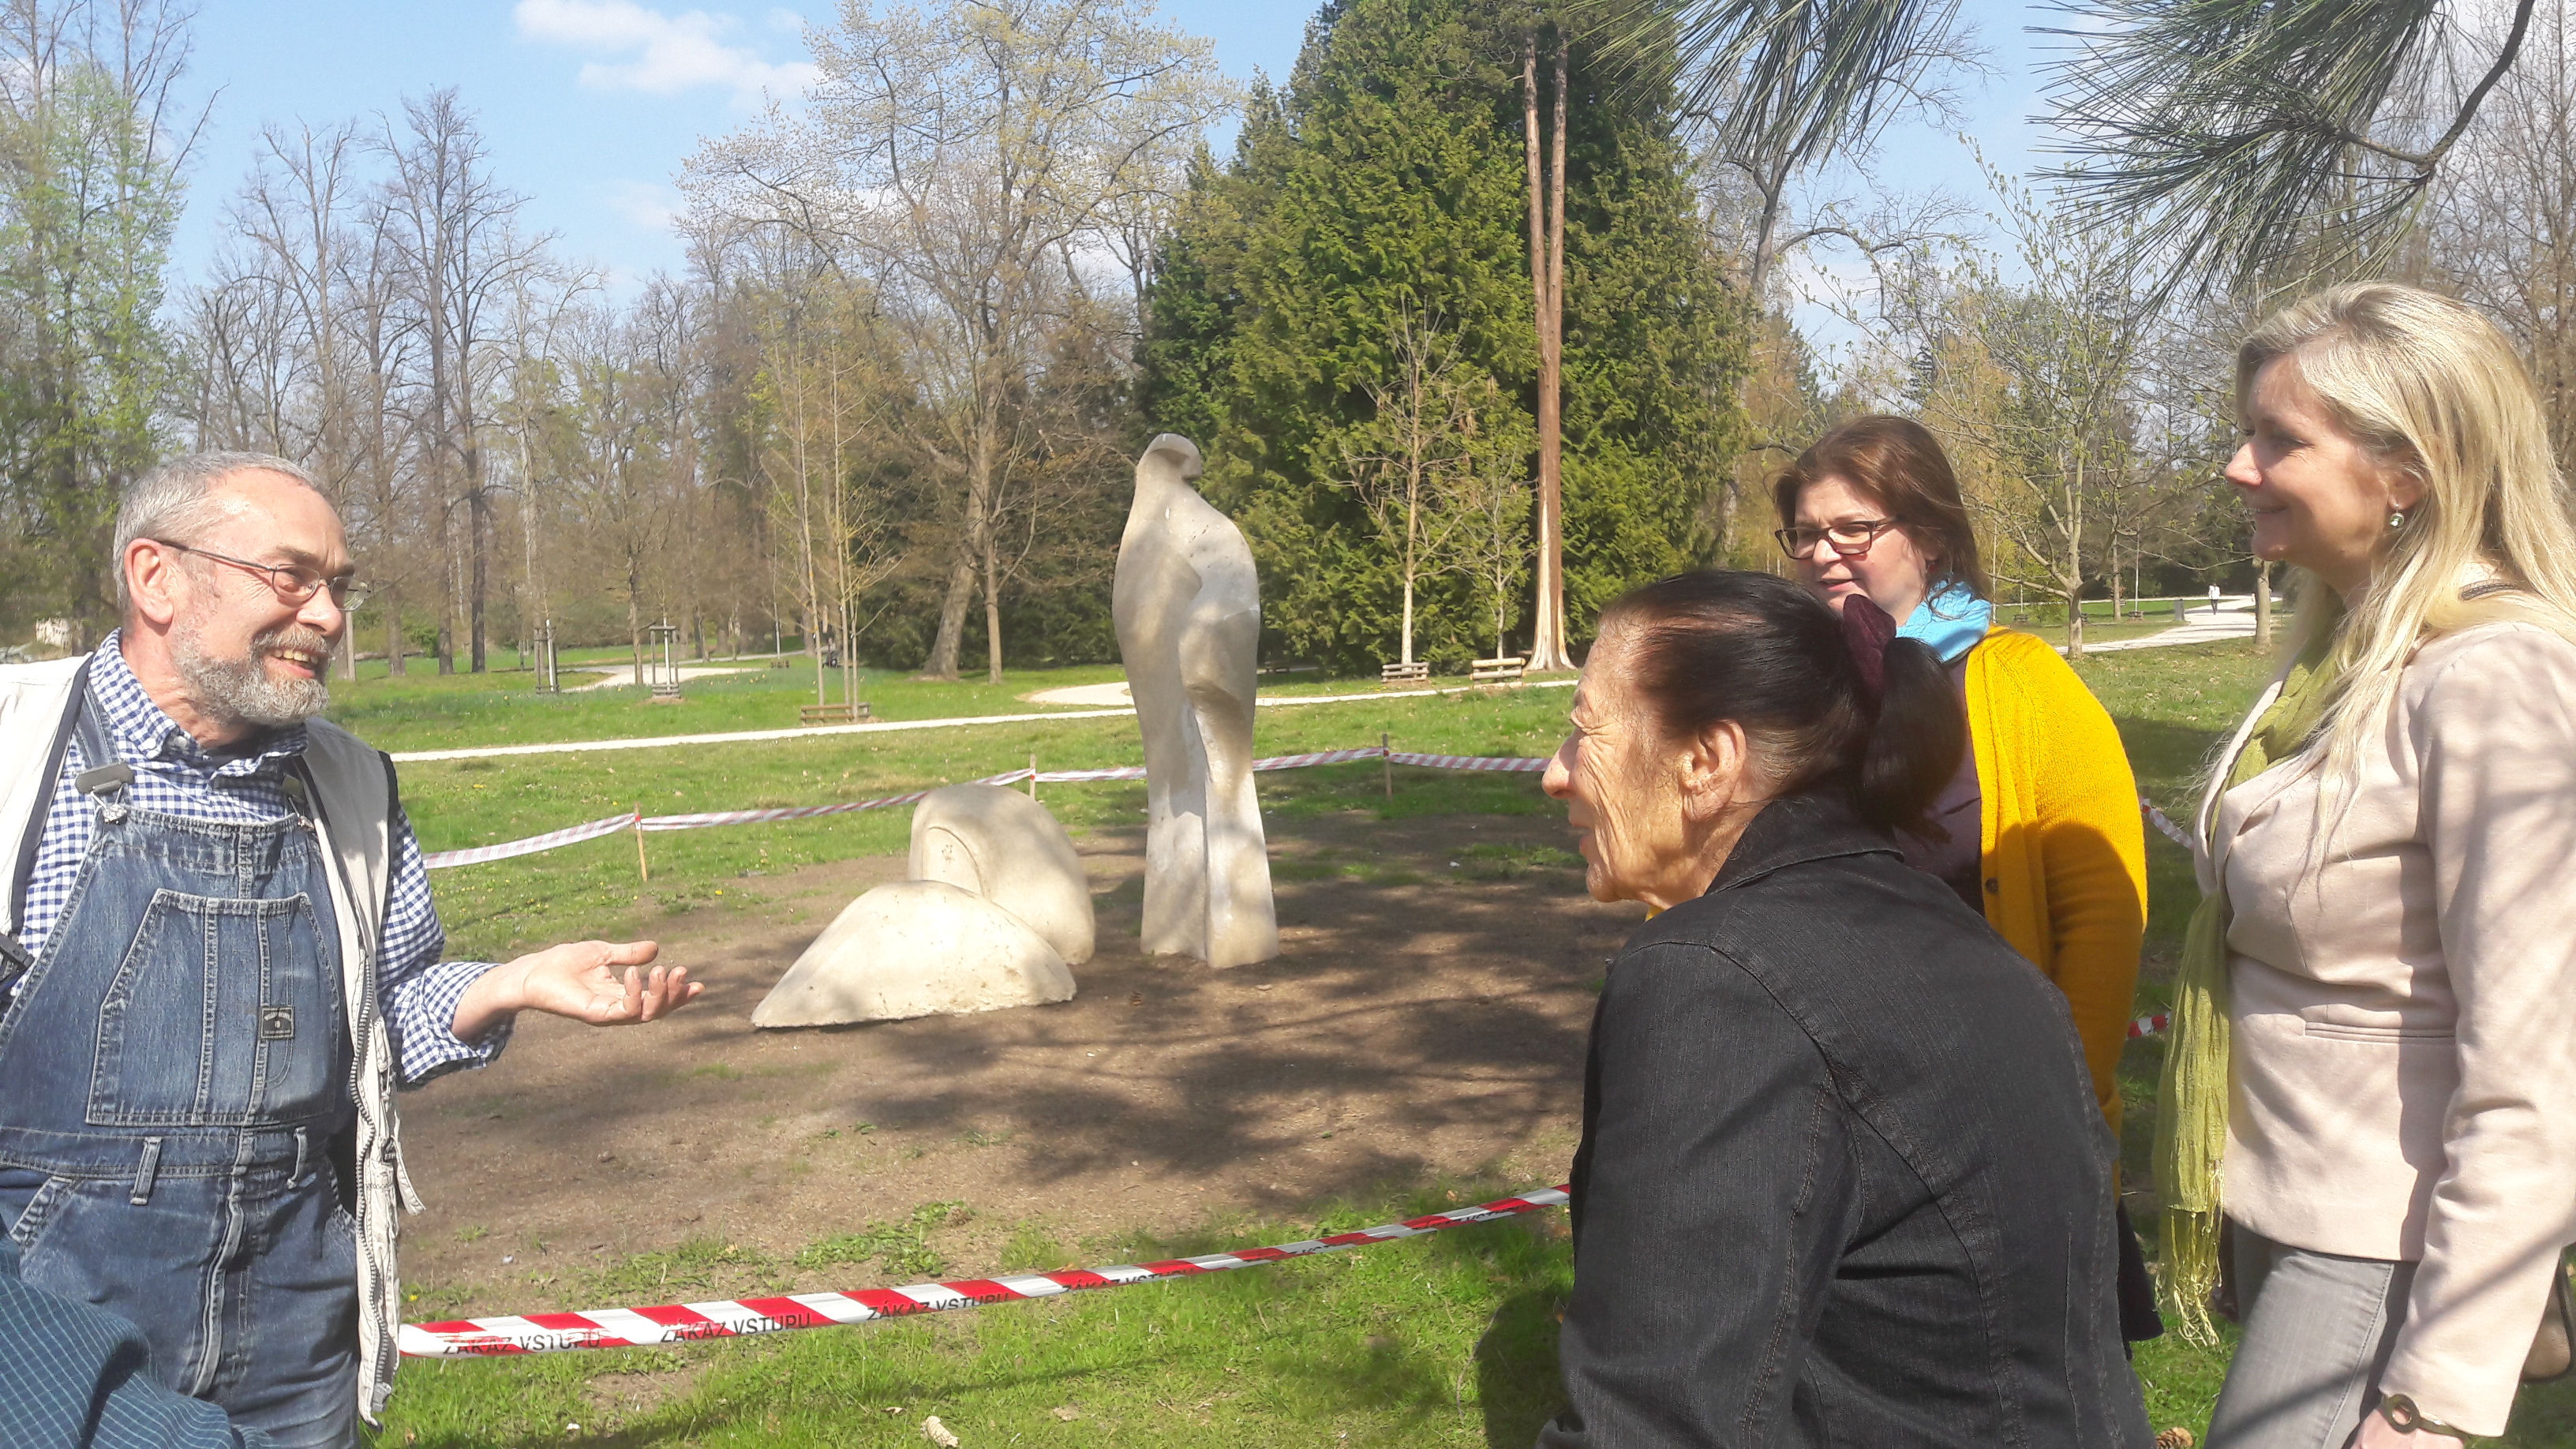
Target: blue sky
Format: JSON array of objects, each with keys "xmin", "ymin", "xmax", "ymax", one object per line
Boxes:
[{"xmin": 172, "ymin": 0, "xmax": 2057, "ymax": 328}]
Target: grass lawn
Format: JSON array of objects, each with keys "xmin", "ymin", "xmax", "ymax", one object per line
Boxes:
[
  {"xmin": 320, "ymin": 657, "xmax": 1139, "ymax": 754},
  {"xmin": 394, "ymin": 680, "xmax": 1570, "ymax": 962},
  {"xmin": 368, "ymin": 640, "xmax": 2574, "ymax": 1447}
]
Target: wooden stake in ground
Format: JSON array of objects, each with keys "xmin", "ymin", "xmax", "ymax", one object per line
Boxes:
[
  {"xmin": 632, "ymin": 811, "xmax": 650, "ymax": 883},
  {"xmin": 1029, "ymin": 753, "xmax": 1039, "ymax": 800},
  {"xmin": 1383, "ymin": 732, "xmax": 1393, "ymax": 799}
]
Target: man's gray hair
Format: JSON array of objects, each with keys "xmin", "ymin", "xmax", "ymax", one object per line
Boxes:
[{"xmin": 114, "ymin": 451, "xmax": 324, "ymax": 613}]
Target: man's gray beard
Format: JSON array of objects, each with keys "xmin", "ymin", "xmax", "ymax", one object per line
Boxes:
[{"xmin": 171, "ymin": 617, "xmax": 333, "ymax": 730}]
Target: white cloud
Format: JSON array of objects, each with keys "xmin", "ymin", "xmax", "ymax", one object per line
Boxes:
[
  {"xmin": 601, "ymin": 178, "xmax": 683, "ymax": 232},
  {"xmin": 514, "ymin": 0, "xmax": 817, "ymax": 107}
]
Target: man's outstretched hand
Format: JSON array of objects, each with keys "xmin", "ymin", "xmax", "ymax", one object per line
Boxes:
[{"xmin": 451, "ymin": 940, "xmax": 703, "ymax": 1042}]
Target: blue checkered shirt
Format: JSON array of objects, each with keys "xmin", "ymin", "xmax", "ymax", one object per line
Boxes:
[
  {"xmin": 0, "ymin": 1237, "xmax": 273, "ymax": 1447},
  {"xmin": 13, "ymin": 637, "xmax": 507, "ymax": 1087}
]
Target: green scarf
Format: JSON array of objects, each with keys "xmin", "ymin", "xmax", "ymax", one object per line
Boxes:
[{"xmin": 2154, "ymin": 615, "xmax": 2343, "ymax": 1342}]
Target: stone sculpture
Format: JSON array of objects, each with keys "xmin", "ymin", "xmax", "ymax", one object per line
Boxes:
[
  {"xmin": 750, "ymin": 882, "xmax": 1073, "ymax": 1028},
  {"xmin": 1112, "ymin": 432, "xmax": 1279, "ymax": 968},
  {"xmin": 751, "ymin": 784, "xmax": 1095, "ymax": 1028},
  {"xmin": 910, "ymin": 783, "xmax": 1094, "ymax": 965}
]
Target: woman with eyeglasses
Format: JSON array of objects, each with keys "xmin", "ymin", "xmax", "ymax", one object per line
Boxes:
[{"xmin": 1773, "ymin": 416, "xmax": 2159, "ymax": 1342}]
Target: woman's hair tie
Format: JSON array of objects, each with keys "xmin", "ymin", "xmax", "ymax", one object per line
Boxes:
[{"xmin": 1840, "ymin": 593, "xmax": 1896, "ymax": 706}]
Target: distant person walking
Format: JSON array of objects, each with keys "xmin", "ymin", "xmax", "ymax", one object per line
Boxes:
[
  {"xmin": 0, "ymin": 453, "xmax": 706, "ymax": 1447},
  {"xmin": 2209, "ymin": 582, "xmax": 2225, "ymax": 616},
  {"xmin": 2164, "ymin": 283, "xmax": 2576, "ymax": 1447}
]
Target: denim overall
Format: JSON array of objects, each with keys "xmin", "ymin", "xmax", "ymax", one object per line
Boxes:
[{"xmin": 0, "ymin": 691, "xmax": 359, "ymax": 1448}]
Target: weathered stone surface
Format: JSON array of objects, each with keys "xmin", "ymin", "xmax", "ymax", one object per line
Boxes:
[
  {"xmin": 750, "ymin": 882, "xmax": 1075, "ymax": 1028},
  {"xmin": 908, "ymin": 783, "xmax": 1095, "ymax": 965},
  {"xmin": 1111, "ymin": 432, "xmax": 1279, "ymax": 968}
]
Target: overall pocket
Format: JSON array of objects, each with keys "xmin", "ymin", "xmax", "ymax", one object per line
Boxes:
[{"xmin": 91, "ymin": 889, "xmax": 341, "ymax": 1127}]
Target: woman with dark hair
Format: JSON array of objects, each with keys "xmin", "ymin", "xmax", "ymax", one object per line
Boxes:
[
  {"xmin": 1776, "ymin": 417, "xmax": 2160, "ymax": 1339},
  {"xmin": 1536, "ymin": 571, "xmax": 2151, "ymax": 1448}
]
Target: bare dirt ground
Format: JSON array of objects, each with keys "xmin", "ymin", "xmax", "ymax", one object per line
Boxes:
[{"xmin": 396, "ymin": 810, "xmax": 1642, "ymax": 1310}]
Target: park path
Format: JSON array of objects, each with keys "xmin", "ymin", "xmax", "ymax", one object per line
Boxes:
[
  {"xmin": 387, "ymin": 606, "xmax": 2263, "ymax": 764},
  {"xmin": 1024, "ymin": 680, "xmax": 1133, "ymax": 706},
  {"xmin": 563, "ymin": 664, "xmax": 762, "ymax": 692},
  {"xmin": 2071, "ymin": 598, "xmax": 2261, "ymax": 655}
]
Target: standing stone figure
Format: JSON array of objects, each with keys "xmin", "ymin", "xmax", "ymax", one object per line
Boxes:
[{"xmin": 1114, "ymin": 433, "xmax": 1279, "ymax": 967}]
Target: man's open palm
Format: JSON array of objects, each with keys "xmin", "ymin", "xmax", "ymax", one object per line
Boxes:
[
  {"xmin": 515, "ymin": 940, "xmax": 701, "ymax": 1024},
  {"xmin": 451, "ymin": 939, "xmax": 704, "ymax": 1040}
]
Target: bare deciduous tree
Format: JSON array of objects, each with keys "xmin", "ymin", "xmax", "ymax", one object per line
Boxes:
[
  {"xmin": 377, "ymin": 89, "xmax": 550, "ymax": 674},
  {"xmin": 686, "ymin": 0, "xmax": 1233, "ymax": 683}
]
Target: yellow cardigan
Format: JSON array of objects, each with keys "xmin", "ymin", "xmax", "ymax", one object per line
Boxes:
[{"xmin": 1964, "ymin": 628, "xmax": 2147, "ymax": 1139}]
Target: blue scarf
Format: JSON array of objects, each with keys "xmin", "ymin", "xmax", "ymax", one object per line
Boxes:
[{"xmin": 1896, "ymin": 580, "xmax": 1993, "ymax": 662}]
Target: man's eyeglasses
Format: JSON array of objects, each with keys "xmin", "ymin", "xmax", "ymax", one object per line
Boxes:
[
  {"xmin": 154, "ymin": 540, "xmax": 366, "ymax": 612},
  {"xmin": 1773, "ymin": 519, "xmax": 1901, "ymax": 560}
]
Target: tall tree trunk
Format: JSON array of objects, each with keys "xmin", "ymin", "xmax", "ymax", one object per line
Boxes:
[
  {"xmin": 922, "ymin": 552, "xmax": 975, "ymax": 679},
  {"xmin": 983, "ymin": 526, "xmax": 1005, "ymax": 686},
  {"xmin": 2255, "ymin": 559, "xmax": 2273, "ymax": 650},
  {"xmin": 627, "ymin": 555, "xmax": 646, "ymax": 687},
  {"xmin": 1401, "ymin": 475, "xmax": 1418, "ymax": 667},
  {"xmin": 468, "ymin": 472, "xmax": 489, "ymax": 672},
  {"xmin": 974, "ymin": 421, "xmax": 1006, "ymax": 686},
  {"xmin": 385, "ymin": 587, "xmax": 406, "ymax": 676},
  {"xmin": 437, "ymin": 515, "xmax": 457, "ymax": 674},
  {"xmin": 2061, "ymin": 459, "xmax": 2087, "ymax": 661},
  {"xmin": 1526, "ymin": 33, "xmax": 1571, "ymax": 671}
]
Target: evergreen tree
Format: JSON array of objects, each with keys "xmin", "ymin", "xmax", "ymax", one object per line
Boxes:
[{"xmin": 1142, "ymin": 0, "xmax": 1746, "ymax": 670}]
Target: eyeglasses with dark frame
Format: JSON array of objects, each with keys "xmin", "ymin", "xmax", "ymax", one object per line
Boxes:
[
  {"xmin": 1773, "ymin": 518, "xmax": 1902, "ymax": 560},
  {"xmin": 153, "ymin": 539, "xmax": 366, "ymax": 612}
]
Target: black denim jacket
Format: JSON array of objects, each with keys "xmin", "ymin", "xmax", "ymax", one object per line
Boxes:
[{"xmin": 1541, "ymin": 792, "xmax": 2152, "ymax": 1448}]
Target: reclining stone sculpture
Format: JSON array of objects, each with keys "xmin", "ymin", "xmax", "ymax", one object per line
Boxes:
[{"xmin": 751, "ymin": 784, "xmax": 1093, "ymax": 1027}]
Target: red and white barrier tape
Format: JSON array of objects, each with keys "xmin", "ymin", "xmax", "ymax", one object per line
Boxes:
[
  {"xmin": 399, "ymin": 1183, "xmax": 1571, "ymax": 1358},
  {"xmin": 2128, "ymin": 1012, "xmax": 2170, "ymax": 1039},
  {"xmin": 416, "ymin": 813, "xmax": 640, "ymax": 870},
  {"xmin": 635, "ymin": 770, "xmax": 1033, "ymax": 834},
  {"xmin": 2142, "ymin": 800, "xmax": 2194, "ymax": 850},
  {"xmin": 1387, "ymin": 751, "xmax": 1548, "ymax": 772}
]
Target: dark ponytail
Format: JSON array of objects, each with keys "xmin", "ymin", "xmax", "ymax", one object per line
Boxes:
[{"xmin": 1599, "ymin": 571, "xmax": 1966, "ymax": 835}]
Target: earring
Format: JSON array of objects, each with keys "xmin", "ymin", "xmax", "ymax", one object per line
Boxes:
[{"xmin": 2389, "ymin": 510, "xmax": 2408, "ymax": 530}]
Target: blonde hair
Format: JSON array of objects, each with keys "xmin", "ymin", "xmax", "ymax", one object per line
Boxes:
[{"xmin": 2237, "ymin": 283, "xmax": 2576, "ymax": 788}]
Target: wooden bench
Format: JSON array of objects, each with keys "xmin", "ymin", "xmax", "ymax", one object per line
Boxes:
[
  {"xmin": 799, "ymin": 702, "xmax": 872, "ymax": 726},
  {"xmin": 1470, "ymin": 655, "xmax": 1526, "ymax": 684},
  {"xmin": 1380, "ymin": 661, "xmax": 1431, "ymax": 684}
]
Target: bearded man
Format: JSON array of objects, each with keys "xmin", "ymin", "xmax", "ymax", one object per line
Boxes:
[{"xmin": 0, "ymin": 452, "xmax": 701, "ymax": 1447}]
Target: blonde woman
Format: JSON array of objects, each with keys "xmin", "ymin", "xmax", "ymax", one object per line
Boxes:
[{"xmin": 2162, "ymin": 283, "xmax": 2576, "ymax": 1447}]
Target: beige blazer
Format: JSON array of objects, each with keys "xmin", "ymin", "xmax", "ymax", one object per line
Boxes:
[{"xmin": 2200, "ymin": 621, "xmax": 2576, "ymax": 1436}]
